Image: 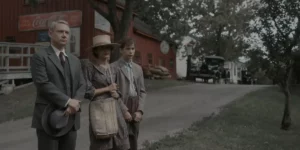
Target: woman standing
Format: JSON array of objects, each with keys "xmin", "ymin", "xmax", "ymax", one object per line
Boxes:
[{"xmin": 83, "ymin": 35, "xmax": 131, "ymax": 150}]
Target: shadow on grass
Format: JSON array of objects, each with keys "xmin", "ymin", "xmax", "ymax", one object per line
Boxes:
[{"xmin": 142, "ymin": 87, "xmax": 300, "ymax": 150}]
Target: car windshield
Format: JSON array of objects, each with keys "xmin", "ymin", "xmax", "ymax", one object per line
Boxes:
[{"xmin": 205, "ymin": 58, "xmax": 224, "ymax": 66}]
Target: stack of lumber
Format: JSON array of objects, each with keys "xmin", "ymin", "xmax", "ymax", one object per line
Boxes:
[{"xmin": 142, "ymin": 65, "xmax": 171, "ymax": 79}]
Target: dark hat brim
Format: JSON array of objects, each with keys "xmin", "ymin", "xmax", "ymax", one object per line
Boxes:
[{"xmin": 41, "ymin": 104, "xmax": 75, "ymax": 137}]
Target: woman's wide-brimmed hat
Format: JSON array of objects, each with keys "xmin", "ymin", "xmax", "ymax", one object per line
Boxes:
[{"xmin": 87, "ymin": 35, "xmax": 120, "ymax": 50}]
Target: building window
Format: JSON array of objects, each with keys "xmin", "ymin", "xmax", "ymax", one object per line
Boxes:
[
  {"xmin": 5, "ymin": 36, "xmax": 16, "ymax": 42},
  {"xmin": 134, "ymin": 51, "xmax": 141, "ymax": 64},
  {"xmin": 158, "ymin": 57, "xmax": 165, "ymax": 66},
  {"xmin": 24, "ymin": 0, "xmax": 29, "ymax": 5},
  {"xmin": 169, "ymin": 58, "xmax": 174, "ymax": 68},
  {"xmin": 147, "ymin": 53, "xmax": 153, "ymax": 65},
  {"xmin": 24, "ymin": 0, "xmax": 45, "ymax": 5},
  {"xmin": 5, "ymin": 36, "xmax": 17, "ymax": 53},
  {"xmin": 158, "ymin": 58, "xmax": 162, "ymax": 66}
]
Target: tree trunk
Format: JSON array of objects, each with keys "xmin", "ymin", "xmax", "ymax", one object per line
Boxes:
[
  {"xmin": 88, "ymin": 0, "xmax": 134, "ymax": 63},
  {"xmin": 110, "ymin": 31, "xmax": 121, "ymax": 63},
  {"xmin": 110, "ymin": 0, "xmax": 134, "ymax": 63},
  {"xmin": 215, "ymin": 25, "xmax": 224, "ymax": 56},
  {"xmin": 280, "ymin": 67, "xmax": 293, "ymax": 130},
  {"xmin": 119, "ymin": 0, "xmax": 134, "ymax": 40},
  {"xmin": 281, "ymin": 86, "xmax": 292, "ymax": 130},
  {"xmin": 186, "ymin": 55, "xmax": 192, "ymax": 81}
]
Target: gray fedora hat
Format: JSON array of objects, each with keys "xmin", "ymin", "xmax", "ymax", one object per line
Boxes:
[{"xmin": 41, "ymin": 104, "xmax": 75, "ymax": 137}]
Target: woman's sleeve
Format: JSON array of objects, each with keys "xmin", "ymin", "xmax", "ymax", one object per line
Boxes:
[
  {"xmin": 117, "ymin": 97, "xmax": 129, "ymax": 115},
  {"xmin": 82, "ymin": 61, "xmax": 96, "ymax": 100}
]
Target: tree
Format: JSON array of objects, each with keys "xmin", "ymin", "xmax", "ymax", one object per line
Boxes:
[
  {"xmin": 29, "ymin": 0, "xmax": 38, "ymax": 7},
  {"xmin": 245, "ymin": 49, "xmax": 269, "ymax": 74},
  {"xmin": 137, "ymin": 0, "xmax": 258, "ymax": 61},
  {"xmin": 293, "ymin": 52, "xmax": 300, "ymax": 84},
  {"xmin": 137, "ymin": 0, "xmax": 192, "ymax": 45},
  {"xmin": 90, "ymin": 0, "xmax": 198, "ymax": 61},
  {"xmin": 88, "ymin": 0, "xmax": 136, "ymax": 61},
  {"xmin": 244, "ymin": 48, "xmax": 273, "ymax": 84},
  {"xmin": 252, "ymin": 0, "xmax": 300, "ymax": 130},
  {"xmin": 189, "ymin": 0, "xmax": 257, "ymax": 60}
]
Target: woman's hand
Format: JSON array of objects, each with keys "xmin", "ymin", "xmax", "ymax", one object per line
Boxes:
[
  {"xmin": 110, "ymin": 90, "xmax": 119, "ymax": 99},
  {"xmin": 107, "ymin": 83, "xmax": 118, "ymax": 92},
  {"xmin": 124, "ymin": 111, "xmax": 132, "ymax": 122}
]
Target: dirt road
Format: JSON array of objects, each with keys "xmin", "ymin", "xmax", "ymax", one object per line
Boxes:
[{"xmin": 0, "ymin": 83, "xmax": 268, "ymax": 150}]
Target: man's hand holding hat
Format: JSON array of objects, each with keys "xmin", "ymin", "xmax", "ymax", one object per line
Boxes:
[{"xmin": 65, "ymin": 99, "xmax": 81, "ymax": 115}]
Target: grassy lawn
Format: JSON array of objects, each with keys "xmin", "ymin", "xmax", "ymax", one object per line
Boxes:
[
  {"xmin": 0, "ymin": 79, "xmax": 192, "ymax": 123},
  {"xmin": 142, "ymin": 87, "xmax": 300, "ymax": 150}
]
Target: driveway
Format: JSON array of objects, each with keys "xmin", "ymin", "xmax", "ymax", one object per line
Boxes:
[{"xmin": 0, "ymin": 83, "xmax": 268, "ymax": 150}]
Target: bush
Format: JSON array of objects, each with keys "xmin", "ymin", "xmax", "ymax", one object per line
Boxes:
[{"xmin": 256, "ymin": 76, "xmax": 273, "ymax": 85}]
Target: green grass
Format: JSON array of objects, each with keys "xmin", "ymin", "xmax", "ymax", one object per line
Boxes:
[
  {"xmin": 142, "ymin": 87, "xmax": 300, "ymax": 150},
  {"xmin": 0, "ymin": 79, "xmax": 191, "ymax": 123}
]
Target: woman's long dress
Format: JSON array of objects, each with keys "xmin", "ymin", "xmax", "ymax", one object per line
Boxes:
[{"xmin": 83, "ymin": 62, "xmax": 130, "ymax": 150}]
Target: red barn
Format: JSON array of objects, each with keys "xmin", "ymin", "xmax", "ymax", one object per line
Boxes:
[{"xmin": 0, "ymin": 0, "xmax": 177, "ymax": 78}]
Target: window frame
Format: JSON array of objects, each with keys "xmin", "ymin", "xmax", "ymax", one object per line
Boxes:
[
  {"xmin": 24, "ymin": 0, "xmax": 30, "ymax": 5},
  {"xmin": 39, "ymin": 0, "xmax": 46, "ymax": 3},
  {"xmin": 169, "ymin": 58, "xmax": 174, "ymax": 68},
  {"xmin": 134, "ymin": 51, "xmax": 141, "ymax": 64},
  {"xmin": 24, "ymin": 0, "xmax": 46, "ymax": 5},
  {"xmin": 147, "ymin": 53, "xmax": 153, "ymax": 65}
]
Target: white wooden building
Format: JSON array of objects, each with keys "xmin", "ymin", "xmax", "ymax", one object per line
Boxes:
[{"xmin": 224, "ymin": 61, "xmax": 247, "ymax": 84}]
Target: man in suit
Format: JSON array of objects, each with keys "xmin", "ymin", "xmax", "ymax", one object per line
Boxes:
[
  {"xmin": 111, "ymin": 37, "xmax": 147, "ymax": 150},
  {"xmin": 30, "ymin": 20, "xmax": 85, "ymax": 150}
]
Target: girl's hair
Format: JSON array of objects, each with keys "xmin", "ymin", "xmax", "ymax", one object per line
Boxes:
[
  {"xmin": 92, "ymin": 46, "xmax": 112, "ymax": 58},
  {"xmin": 118, "ymin": 37, "xmax": 135, "ymax": 49}
]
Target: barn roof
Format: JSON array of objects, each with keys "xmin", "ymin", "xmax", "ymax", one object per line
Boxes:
[
  {"xmin": 133, "ymin": 17, "xmax": 162, "ymax": 41},
  {"xmin": 115, "ymin": 0, "xmax": 175, "ymax": 45}
]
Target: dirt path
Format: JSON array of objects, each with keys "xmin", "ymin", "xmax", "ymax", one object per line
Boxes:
[{"xmin": 0, "ymin": 83, "xmax": 268, "ymax": 150}]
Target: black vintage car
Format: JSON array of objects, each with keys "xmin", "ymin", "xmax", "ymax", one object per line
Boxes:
[
  {"xmin": 240, "ymin": 70, "xmax": 253, "ymax": 84},
  {"xmin": 190, "ymin": 56, "xmax": 225, "ymax": 83}
]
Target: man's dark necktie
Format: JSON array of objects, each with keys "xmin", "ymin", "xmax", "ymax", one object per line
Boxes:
[{"xmin": 59, "ymin": 52, "xmax": 65, "ymax": 67}]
